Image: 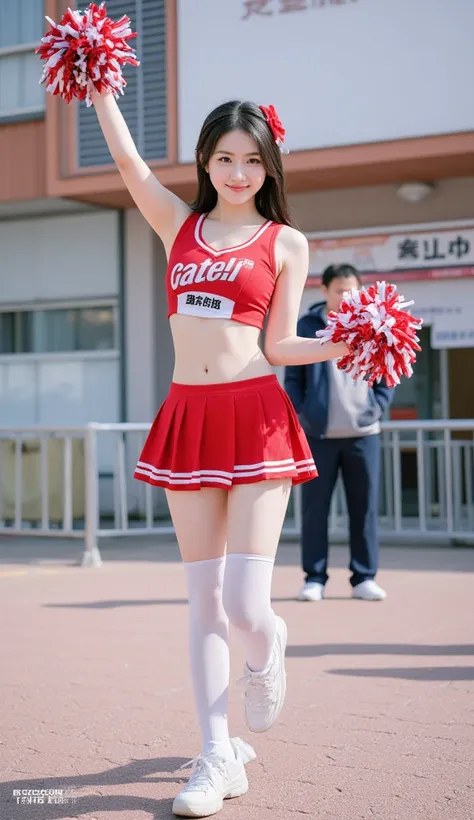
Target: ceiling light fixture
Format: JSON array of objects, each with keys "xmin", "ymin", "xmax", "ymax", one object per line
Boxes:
[{"xmin": 396, "ymin": 181, "xmax": 435, "ymax": 204}]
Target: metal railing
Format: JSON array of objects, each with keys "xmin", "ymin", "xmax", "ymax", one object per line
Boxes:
[
  {"xmin": 0, "ymin": 420, "xmax": 473, "ymax": 566},
  {"xmin": 329, "ymin": 421, "xmax": 474, "ymax": 542}
]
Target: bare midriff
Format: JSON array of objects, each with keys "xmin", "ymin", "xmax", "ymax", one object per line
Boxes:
[{"xmin": 169, "ymin": 314, "xmax": 273, "ymax": 385}]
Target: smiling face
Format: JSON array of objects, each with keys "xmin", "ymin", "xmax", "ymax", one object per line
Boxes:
[{"xmin": 206, "ymin": 128, "xmax": 267, "ymax": 208}]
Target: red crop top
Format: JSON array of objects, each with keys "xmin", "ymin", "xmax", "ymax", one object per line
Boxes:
[{"xmin": 166, "ymin": 212, "xmax": 284, "ymax": 330}]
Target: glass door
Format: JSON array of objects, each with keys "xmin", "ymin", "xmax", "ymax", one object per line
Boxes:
[{"xmin": 389, "ymin": 326, "xmax": 441, "ymax": 420}]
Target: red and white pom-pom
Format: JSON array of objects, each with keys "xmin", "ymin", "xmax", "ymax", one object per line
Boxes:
[
  {"xmin": 316, "ymin": 281, "xmax": 423, "ymax": 388},
  {"xmin": 36, "ymin": 3, "xmax": 139, "ymax": 106}
]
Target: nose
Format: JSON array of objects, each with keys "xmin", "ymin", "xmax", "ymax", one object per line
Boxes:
[{"xmin": 230, "ymin": 163, "xmax": 246, "ymax": 182}]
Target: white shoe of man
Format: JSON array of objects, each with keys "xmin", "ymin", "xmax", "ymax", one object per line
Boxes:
[
  {"xmin": 298, "ymin": 581, "xmax": 325, "ymax": 601},
  {"xmin": 239, "ymin": 615, "xmax": 288, "ymax": 733},
  {"xmin": 352, "ymin": 580, "xmax": 386, "ymax": 601},
  {"xmin": 172, "ymin": 750, "xmax": 248, "ymax": 817}
]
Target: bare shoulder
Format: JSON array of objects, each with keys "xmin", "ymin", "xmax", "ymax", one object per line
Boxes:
[
  {"xmin": 276, "ymin": 225, "xmax": 308, "ymax": 257},
  {"xmin": 274, "ymin": 225, "xmax": 309, "ymax": 277}
]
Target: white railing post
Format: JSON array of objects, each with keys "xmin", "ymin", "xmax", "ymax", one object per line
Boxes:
[
  {"xmin": 392, "ymin": 430, "xmax": 403, "ymax": 533},
  {"xmin": 40, "ymin": 434, "xmax": 49, "ymax": 531},
  {"xmin": 82, "ymin": 424, "xmax": 102, "ymax": 567},
  {"xmin": 416, "ymin": 429, "xmax": 427, "ymax": 532},
  {"xmin": 444, "ymin": 428, "xmax": 454, "ymax": 536},
  {"xmin": 63, "ymin": 435, "xmax": 73, "ymax": 533},
  {"xmin": 15, "ymin": 437, "xmax": 23, "ymax": 531}
]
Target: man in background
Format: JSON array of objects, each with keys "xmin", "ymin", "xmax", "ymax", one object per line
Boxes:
[{"xmin": 285, "ymin": 264, "xmax": 395, "ymax": 601}]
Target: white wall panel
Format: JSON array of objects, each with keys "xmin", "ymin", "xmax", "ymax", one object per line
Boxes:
[
  {"xmin": 0, "ymin": 212, "xmax": 119, "ymax": 304},
  {"xmin": 0, "ymin": 361, "xmax": 36, "ymax": 425},
  {"xmin": 0, "ymin": 356, "xmax": 119, "ymax": 428},
  {"xmin": 178, "ymin": 0, "xmax": 474, "ymax": 162},
  {"xmin": 36, "ymin": 357, "xmax": 119, "ymax": 427}
]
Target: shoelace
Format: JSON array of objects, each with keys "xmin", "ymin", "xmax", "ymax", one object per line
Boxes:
[
  {"xmin": 180, "ymin": 754, "xmax": 229, "ymax": 792},
  {"xmin": 237, "ymin": 667, "xmax": 278, "ymax": 709}
]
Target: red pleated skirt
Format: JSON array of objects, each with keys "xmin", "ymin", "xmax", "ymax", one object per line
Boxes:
[{"xmin": 134, "ymin": 374, "xmax": 317, "ymax": 491}]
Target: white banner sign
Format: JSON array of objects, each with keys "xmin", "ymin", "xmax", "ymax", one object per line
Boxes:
[
  {"xmin": 307, "ymin": 228, "xmax": 474, "ymax": 283},
  {"xmin": 177, "ymin": 0, "xmax": 474, "ymax": 162},
  {"xmin": 430, "ymin": 308, "xmax": 474, "ymax": 349},
  {"xmin": 392, "ymin": 282, "xmax": 474, "ymax": 349}
]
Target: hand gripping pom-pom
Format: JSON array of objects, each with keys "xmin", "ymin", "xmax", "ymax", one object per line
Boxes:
[
  {"xmin": 36, "ymin": 3, "xmax": 139, "ymax": 106},
  {"xmin": 316, "ymin": 281, "xmax": 423, "ymax": 388}
]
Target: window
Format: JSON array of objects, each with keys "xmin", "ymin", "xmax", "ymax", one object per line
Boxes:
[
  {"xmin": 0, "ymin": 307, "xmax": 117, "ymax": 354},
  {"xmin": 0, "ymin": 0, "xmax": 45, "ymax": 120},
  {"xmin": 78, "ymin": 0, "xmax": 167, "ymax": 166}
]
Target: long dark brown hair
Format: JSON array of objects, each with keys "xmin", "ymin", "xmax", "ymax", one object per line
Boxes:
[{"xmin": 191, "ymin": 100, "xmax": 294, "ymax": 227}]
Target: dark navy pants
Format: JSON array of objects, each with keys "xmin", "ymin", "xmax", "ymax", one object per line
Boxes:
[{"xmin": 302, "ymin": 434, "xmax": 381, "ymax": 587}]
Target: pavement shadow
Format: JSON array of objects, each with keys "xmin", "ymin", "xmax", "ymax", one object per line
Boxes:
[
  {"xmin": 43, "ymin": 595, "xmax": 325, "ymax": 609},
  {"xmin": 44, "ymin": 598, "xmax": 189, "ymax": 609},
  {"xmin": 1, "ymin": 756, "xmax": 190, "ymax": 820},
  {"xmin": 286, "ymin": 643, "xmax": 474, "ymax": 658},
  {"xmin": 327, "ymin": 666, "xmax": 474, "ymax": 682}
]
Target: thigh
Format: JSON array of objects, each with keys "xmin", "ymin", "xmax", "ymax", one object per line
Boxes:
[
  {"xmin": 226, "ymin": 480, "xmax": 292, "ymax": 558},
  {"xmin": 165, "ymin": 488, "xmax": 228, "ymax": 562}
]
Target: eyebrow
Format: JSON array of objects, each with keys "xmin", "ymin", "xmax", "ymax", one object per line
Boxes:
[{"xmin": 214, "ymin": 150, "xmax": 261, "ymax": 157}]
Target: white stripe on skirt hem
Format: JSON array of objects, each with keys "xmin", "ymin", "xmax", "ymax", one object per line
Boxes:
[{"xmin": 135, "ymin": 457, "xmax": 316, "ymax": 485}]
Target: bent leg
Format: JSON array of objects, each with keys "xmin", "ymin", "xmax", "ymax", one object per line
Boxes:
[
  {"xmin": 166, "ymin": 488, "xmax": 233, "ymax": 759},
  {"xmin": 224, "ymin": 480, "xmax": 290, "ymax": 671}
]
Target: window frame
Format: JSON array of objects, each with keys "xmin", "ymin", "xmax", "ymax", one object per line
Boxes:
[
  {"xmin": 0, "ymin": 302, "xmax": 119, "ymax": 357},
  {"xmin": 0, "ymin": 40, "xmax": 45, "ymax": 122}
]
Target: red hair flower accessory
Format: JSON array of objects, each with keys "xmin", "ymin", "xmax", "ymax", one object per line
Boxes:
[{"xmin": 259, "ymin": 104, "xmax": 288, "ymax": 153}]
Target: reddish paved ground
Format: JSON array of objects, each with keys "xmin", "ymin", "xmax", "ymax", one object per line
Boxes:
[{"xmin": 0, "ymin": 535, "xmax": 473, "ymax": 820}]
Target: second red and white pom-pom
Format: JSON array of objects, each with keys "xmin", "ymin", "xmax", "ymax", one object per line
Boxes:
[
  {"xmin": 316, "ymin": 281, "xmax": 423, "ymax": 388},
  {"xmin": 36, "ymin": 3, "xmax": 139, "ymax": 106}
]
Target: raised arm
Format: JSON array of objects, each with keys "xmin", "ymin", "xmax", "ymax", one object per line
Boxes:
[
  {"xmin": 92, "ymin": 91, "xmax": 190, "ymax": 248},
  {"xmin": 265, "ymin": 227, "xmax": 349, "ymax": 367}
]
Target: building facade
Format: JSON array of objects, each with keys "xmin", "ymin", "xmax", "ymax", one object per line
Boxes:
[{"xmin": 1, "ymin": 0, "xmax": 474, "ymax": 444}]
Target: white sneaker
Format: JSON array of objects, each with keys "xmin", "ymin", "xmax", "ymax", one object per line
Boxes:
[
  {"xmin": 239, "ymin": 615, "xmax": 287, "ymax": 734},
  {"xmin": 172, "ymin": 751, "xmax": 248, "ymax": 817},
  {"xmin": 230, "ymin": 737, "xmax": 257, "ymax": 764},
  {"xmin": 298, "ymin": 581, "xmax": 325, "ymax": 601},
  {"xmin": 352, "ymin": 580, "xmax": 386, "ymax": 601}
]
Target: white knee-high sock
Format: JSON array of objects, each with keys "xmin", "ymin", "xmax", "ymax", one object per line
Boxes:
[
  {"xmin": 184, "ymin": 557, "xmax": 234, "ymax": 760},
  {"xmin": 223, "ymin": 554, "xmax": 277, "ymax": 672}
]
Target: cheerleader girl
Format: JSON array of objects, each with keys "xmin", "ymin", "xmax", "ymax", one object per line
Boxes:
[
  {"xmin": 37, "ymin": 4, "xmax": 422, "ymax": 813},
  {"xmin": 92, "ymin": 92, "xmax": 348, "ymax": 817}
]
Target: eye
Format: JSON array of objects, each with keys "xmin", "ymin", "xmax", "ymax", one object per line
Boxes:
[
  {"xmin": 217, "ymin": 156, "xmax": 231, "ymax": 163},
  {"xmin": 248, "ymin": 157, "xmax": 262, "ymax": 164}
]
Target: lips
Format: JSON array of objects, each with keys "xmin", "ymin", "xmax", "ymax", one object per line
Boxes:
[{"xmin": 227, "ymin": 185, "xmax": 249, "ymax": 192}]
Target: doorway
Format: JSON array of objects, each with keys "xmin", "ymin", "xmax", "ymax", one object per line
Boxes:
[{"xmin": 389, "ymin": 326, "xmax": 441, "ymax": 421}]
